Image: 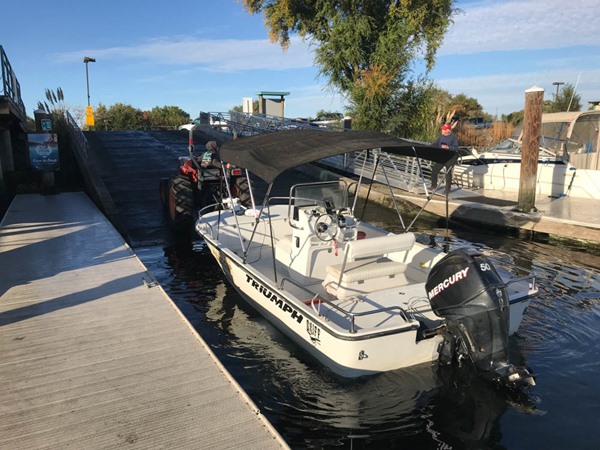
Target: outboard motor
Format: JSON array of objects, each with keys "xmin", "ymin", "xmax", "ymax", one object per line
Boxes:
[{"xmin": 426, "ymin": 248, "xmax": 534, "ymax": 389}]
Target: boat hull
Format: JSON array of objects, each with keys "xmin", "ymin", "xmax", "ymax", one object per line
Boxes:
[
  {"xmin": 204, "ymin": 237, "xmax": 442, "ymax": 377},
  {"xmin": 455, "ymin": 158, "xmax": 600, "ymax": 200}
]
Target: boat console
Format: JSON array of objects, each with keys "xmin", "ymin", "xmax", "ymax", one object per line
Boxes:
[{"xmin": 275, "ymin": 181, "xmax": 357, "ymax": 284}]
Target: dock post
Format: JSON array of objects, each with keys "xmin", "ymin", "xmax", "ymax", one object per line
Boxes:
[{"xmin": 518, "ymin": 86, "xmax": 544, "ymax": 212}]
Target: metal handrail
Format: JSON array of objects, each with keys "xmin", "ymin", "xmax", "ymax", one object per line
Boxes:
[
  {"xmin": 66, "ymin": 111, "xmax": 89, "ymax": 158},
  {"xmin": 279, "ymin": 277, "xmax": 316, "ymax": 297},
  {"xmin": 505, "ymin": 274, "xmax": 536, "ymax": 291},
  {"xmin": 0, "ymin": 45, "xmax": 26, "ymax": 119},
  {"xmin": 313, "ymin": 296, "xmax": 414, "ymax": 334},
  {"xmin": 196, "ymin": 202, "xmax": 226, "ymax": 238},
  {"xmin": 280, "ymin": 276, "xmax": 414, "ymax": 334},
  {"xmin": 195, "ymin": 111, "xmax": 342, "ymax": 138}
]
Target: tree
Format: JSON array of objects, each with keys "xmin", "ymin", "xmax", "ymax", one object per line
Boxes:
[
  {"xmin": 386, "ymin": 77, "xmax": 438, "ymax": 141},
  {"xmin": 103, "ymin": 103, "xmax": 144, "ymax": 130},
  {"xmin": 502, "ymin": 110, "xmax": 524, "ymax": 126},
  {"xmin": 314, "ymin": 110, "xmax": 342, "ymax": 120},
  {"xmin": 94, "ymin": 104, "xmax": 110, "ymax": 130},
  {"xmin": 149, "ymin": 106, "xmax": 190, "ymax": 128},
  {"xmin": 544, "ymin": 83, "xmax": 581, "ymax": 113},
  {"xmin": 241, "ymin": 0, "xmax": 458, "ymax": 134}
]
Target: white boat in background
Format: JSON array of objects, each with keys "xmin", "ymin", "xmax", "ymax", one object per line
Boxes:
[
  {"xmin": 193, "ymin": 129, "xmax": 536, "ymax": 388},
  {"xmin": 454, "ymin": 110, "xmax": 600, "ymax": 199}
]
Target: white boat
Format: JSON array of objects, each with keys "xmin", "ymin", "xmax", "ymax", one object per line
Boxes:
[
  {"xmin": 454, "ymin": 111, "xmax": 600, "ymax": 199},
  {"xmin": 194, "ymin": 130, "xmax": 536, "ymax": 386}
]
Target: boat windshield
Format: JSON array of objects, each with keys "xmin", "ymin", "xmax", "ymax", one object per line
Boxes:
[
  {"xmin": 488, "ymin": 139, "xmax": 521, "ymax": 154},
  {"xmin": 485, "ymin": 139, "xmax": 556, "ymax": 158},
  {"xmin": 539, "ymin": 121, "xmax": 571, "ymax": 155},
  {"xmin": 290, "ymin": 181, "xmax": 349, "ymax": 211}
]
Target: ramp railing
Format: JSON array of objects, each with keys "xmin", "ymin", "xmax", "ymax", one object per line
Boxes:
[
  {"xmin": 66, "ymin": 111, "xmax": 89, "ymax": 158},
  {"xmin": 195, "ymin": 111, "xmax": 436, "ymax": 193},
  {"xmin": 0, "ymin": 45, "xmax": 26, "ymax": 120}
]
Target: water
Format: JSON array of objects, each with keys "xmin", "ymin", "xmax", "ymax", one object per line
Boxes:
[{"xmin": 135, "ymin": 211, "xmax": 600, "ymax": 450}]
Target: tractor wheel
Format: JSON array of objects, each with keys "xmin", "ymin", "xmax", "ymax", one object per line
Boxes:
[
  {"xmin": 159, "ymin": 177, "xmax": 169, "ymax": 210},
  {"xmin": 234, "ymin": 176, "xmax": 251, "ymax": 207},
  {"xmin": 167, "ymin": 174, "xmax": 195, "ymax": 229}
]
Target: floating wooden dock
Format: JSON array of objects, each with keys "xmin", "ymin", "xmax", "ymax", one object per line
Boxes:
[{"xmin": 0, "ymin": 192, "xmax": 288, "ymax": 449}]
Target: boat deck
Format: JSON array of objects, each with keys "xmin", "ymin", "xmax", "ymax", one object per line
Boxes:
[
  {"xmin": 0, "ymin": 193, "xmax": 288, "ymax": 449},
  {"xmin": 199, "ymin": 207, "xmax": 439, "ymax": 335}
]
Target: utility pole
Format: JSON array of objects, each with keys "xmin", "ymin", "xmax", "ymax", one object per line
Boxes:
[
  {"xmin": 83, "ymin": 57, "xmax": 96, "ymax": 126},
  {"xmin": 83, "ymin": 57, "xmax": 96, "ymax": 106},
  {"xmin": 552, "ymin": 81, "xmax": 564, "ymax": 100}
]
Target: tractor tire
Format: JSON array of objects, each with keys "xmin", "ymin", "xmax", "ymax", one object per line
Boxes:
[
  {"xmin": 196, "ymin": 184, "xmax": 214, "ymax": 210},
  {"xmin": 159, "ymin": 177, "xmax": 169, "ymax": 210},
  {"xmin": 234, "ymin": 176, "xmax": 251, "ymax": 207},
  {"xmin": 167, "ymin": 174, "xmax": 195, "ymax": 229}
]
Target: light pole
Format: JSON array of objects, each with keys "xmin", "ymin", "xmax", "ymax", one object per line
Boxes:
[
  {"xmin": 83, "ymin": 56, "xmax": 96, "ymax": 106},
  {"xmin": 552, "ymin": 81, "xmax": 564, "ymax": 99}
]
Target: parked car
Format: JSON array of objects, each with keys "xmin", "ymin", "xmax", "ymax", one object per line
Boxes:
[
  {"xmin": 178, "ymin": 113, "xmax": 229, "ymax": 131},
  {"xmin": 465, "ymin": 117, "xmax": 492, "ymax": 129},
  {"xmin": 310, "ymin": 113, "xmax": 352, "ymax": 129}
]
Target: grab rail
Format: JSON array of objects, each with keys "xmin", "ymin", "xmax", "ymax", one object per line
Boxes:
[
  {"xmin": 505, "ymin": 274, "xmax": 536, "ymax": 291},
  {"xmin": 279, "ymin": 277, "xmax": 316, "ymax": 296},
  {"xmin": 280, "ymin": 275, "xmax": 415, "ymax": 334},
  {"xmin": 196, "ymin": 202, "xmax": 227, "ymax": 238},
  {"xmin": 323, "ymin": 302, "xmax": 414, "ymax": 334}
]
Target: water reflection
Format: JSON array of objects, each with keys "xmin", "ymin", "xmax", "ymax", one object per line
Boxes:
[{"xmin": 135, "ymin": 210, "xmax": 600, "ymax": 449}]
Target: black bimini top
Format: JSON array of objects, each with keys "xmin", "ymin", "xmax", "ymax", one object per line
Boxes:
[{"xmin": 219, "ymin": 129, "xmax": 459, "ymax": 184}]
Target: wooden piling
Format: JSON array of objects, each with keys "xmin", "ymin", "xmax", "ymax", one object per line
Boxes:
[{"xmin": 518, "ymin": 86, "xmax": 544, "ymax": 212}]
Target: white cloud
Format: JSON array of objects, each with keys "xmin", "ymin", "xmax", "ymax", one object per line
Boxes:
[
  {"xmin": 441, "ymin": 0, "xmax": 600, "ymax": 55},
  {"xmin": 438, "ymin": 67, "xmax": 600, "ymax": 115},
  {"xmin": 283, "ymin": 84, "xmax": 348, "ymax": 117},
  {"xmin": 55, "ymin": 36, "xmax": 315, "ymax": 72}
]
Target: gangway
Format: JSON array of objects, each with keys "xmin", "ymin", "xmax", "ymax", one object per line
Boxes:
[
  {"xmin": 198, "ymin": 111, "xmax": 344, "ymax": 138},
  {"xmin": 194, "ymin": 111, "xmax": 443, "ymax": 195},
  {"xmin": 190, "ymin": 111, "xmax": 441, "ymax": 197}
]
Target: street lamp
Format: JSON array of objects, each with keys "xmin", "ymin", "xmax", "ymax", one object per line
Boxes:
[
  {"xmin": 83, "ymin": 57, "xmax": 96, "ymax": 106},
  {"xmin": 552, "ymin": 81, "xmax": 564, "ymax": 99}
]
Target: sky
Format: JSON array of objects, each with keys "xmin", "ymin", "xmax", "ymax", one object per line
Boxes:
[{"xmin": 2, "ymin": 0, "xmax": 599, "ymax": 122}]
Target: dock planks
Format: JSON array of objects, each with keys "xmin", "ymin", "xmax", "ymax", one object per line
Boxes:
[{"xmin": 0, "ymin": 192, "xmax": 288, "ymax": 449}]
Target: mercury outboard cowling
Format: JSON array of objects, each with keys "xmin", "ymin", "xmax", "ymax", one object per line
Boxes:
[{"xmin": 426, "ymin": 248, "xmax": 534, "ymax": 389}]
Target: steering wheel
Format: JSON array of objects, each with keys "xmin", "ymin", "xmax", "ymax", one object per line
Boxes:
[{"xmin": 315, "ymin": 213, "xmax": 339, "ymax": 242}]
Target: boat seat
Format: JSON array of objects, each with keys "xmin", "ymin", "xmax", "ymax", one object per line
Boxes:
[
  {"xmin": 325, "ymin": 258, "xmax": 407, "ymax": 283},
  {"xmin": 323, "ymin": 233, "xmax": 415, "ymax": 299}
]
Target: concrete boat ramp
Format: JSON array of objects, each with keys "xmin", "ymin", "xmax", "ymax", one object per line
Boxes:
[{"xmin": 0, "ymin": 192, "xmax": 288, "ymax": 449}]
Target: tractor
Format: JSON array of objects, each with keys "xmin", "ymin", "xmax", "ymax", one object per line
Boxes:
[{"xmin": 159, "ymin": 140, "xmax": 250, "ymax": 230}]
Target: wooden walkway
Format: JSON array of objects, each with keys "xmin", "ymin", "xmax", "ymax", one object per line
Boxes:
[{"xmin": 0, "ymin": 192, "xmax": 288, "ymax": 449}]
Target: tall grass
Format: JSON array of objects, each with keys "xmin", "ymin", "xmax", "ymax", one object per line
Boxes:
[{"xmin": 455, "ymin": 121, "xmax": 515, "ymax": 150}]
